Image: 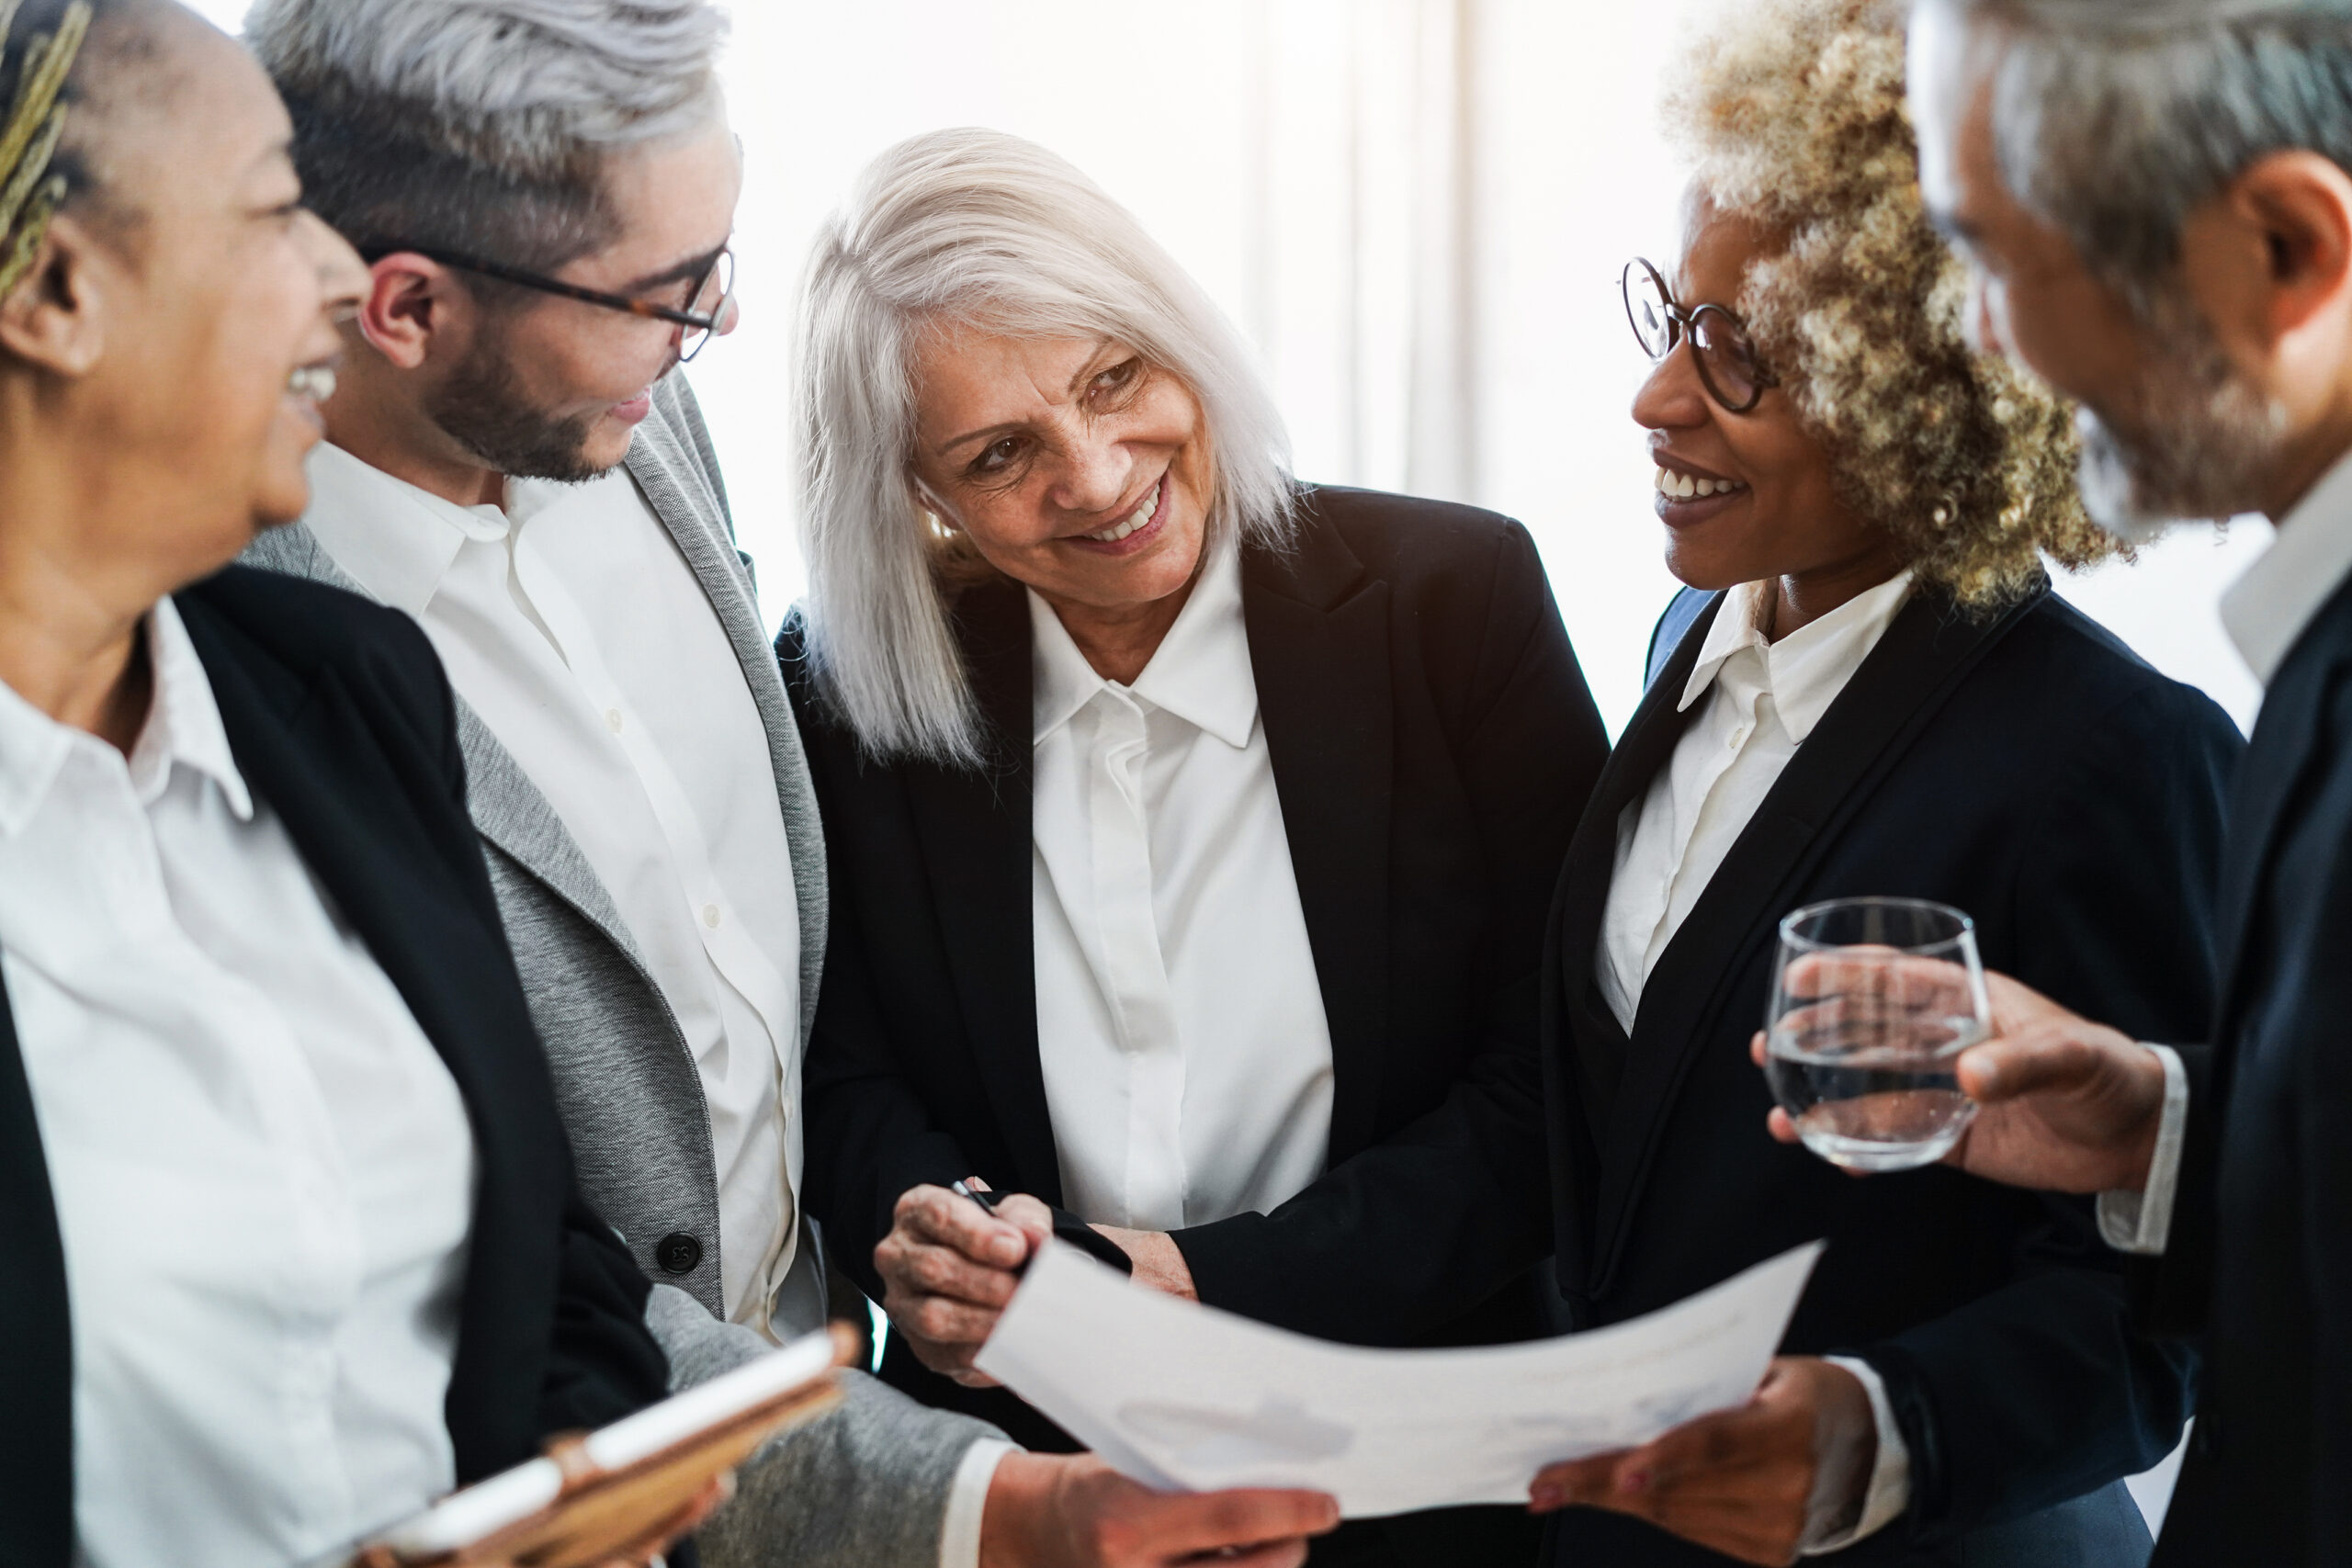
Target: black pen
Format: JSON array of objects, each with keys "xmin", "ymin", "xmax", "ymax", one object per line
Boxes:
[{"xmin": 948, "ymin": 1180, "xmax": 1135, "ymax": 1275}]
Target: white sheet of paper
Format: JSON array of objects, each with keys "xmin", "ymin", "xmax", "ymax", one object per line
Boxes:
[{"xmin": 975, "ymin": 1238, "xmax": 1825, "ymax": 1517}]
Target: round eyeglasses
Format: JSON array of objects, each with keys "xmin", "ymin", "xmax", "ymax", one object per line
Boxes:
[{"xmin": 1621, "ymin": 256, "xmax": 1780, "ymax": 413}]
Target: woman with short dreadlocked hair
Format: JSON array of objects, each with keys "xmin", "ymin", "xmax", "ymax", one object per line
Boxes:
[{"xmin": 1520, "ymin": 1, "xmax": 2238, "ymax": 1564}]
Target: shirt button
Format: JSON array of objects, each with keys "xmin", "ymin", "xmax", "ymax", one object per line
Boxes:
[
  {"xmin": 605, "ymin": 708, "xmax": 625, "ymax": 734},
  {"xmin": 702, "ymin": 904, "xmax": 722, "ymax": 929},
  {"xmin": 655, "ymin": 1233, "xmax": 703, "ymax": 1275}
]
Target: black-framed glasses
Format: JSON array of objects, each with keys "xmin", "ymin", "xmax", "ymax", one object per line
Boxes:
[
  {"xmin": 1621, "ymin": 256, "xmax": 1780, "ymax": 413},
  {"xmin": 362, "ymin": 243, "xmax": 738, "ymax": 363}
]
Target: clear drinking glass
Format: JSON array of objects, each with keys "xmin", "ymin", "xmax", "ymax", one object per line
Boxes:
[{"xmin": 1763, "ymin": 897, "xmax": 1989, "ymax": 1171}]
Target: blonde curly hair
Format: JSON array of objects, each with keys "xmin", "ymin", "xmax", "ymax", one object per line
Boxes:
[{"xmin": 1665, "ymin": 0, "xmax": 2118, "ymax": 604}]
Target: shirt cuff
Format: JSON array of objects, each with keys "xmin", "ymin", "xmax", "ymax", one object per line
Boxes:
[
  {"xmin": 938, "ymin": 1438, "xmax": 1019, "ymax": 1568},
  {"xmin": 1804, "ymin": 1358, "xmax": 1911, "ymax": 1554},
  {"xmin": 2095, "ymin": 1044, "xmax": 2188, "ymax": 1257}
]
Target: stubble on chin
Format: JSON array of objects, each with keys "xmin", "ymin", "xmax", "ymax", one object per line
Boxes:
[
  {"xmin": 425, "ymin": 333, "xmax": 619, "ymax": 486},
  {"xmin": 2073, "ymin": 301, "xmax": 2285, "ymax": 545}
]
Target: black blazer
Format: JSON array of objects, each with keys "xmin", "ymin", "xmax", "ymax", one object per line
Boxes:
[
  {"xmin": 0, "ymin": 567, "xmax": 672, "ymax": 1568},
  {"xmin": 2143, "ymin": 571, "xmax": 2352, "ymax": 1568},
  {"xmin": 1540, "ymin": 584, "xmax": 2238, "ymax": 1566},
  {"xmin": 783, "ymin": 486, "xmax": 1608, "ymax": 1423}
]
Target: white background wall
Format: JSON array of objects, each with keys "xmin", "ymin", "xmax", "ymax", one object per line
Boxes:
[{"xmin": 192, "ymin": 0, "xmax": 2270, "ymax": 739}]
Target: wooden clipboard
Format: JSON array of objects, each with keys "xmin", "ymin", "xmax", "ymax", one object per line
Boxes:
[{"xmin": 351, "ymin": 1322, "xmax": 857, "ymax": 1567}]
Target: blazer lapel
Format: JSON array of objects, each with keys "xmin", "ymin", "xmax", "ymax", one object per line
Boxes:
[
  {"xmin": 2208, "ymin": 590, "xmax": 2352, "ymax": 1041},
  {"xmin": 901, "ymin": 578, "xmax": 1066, "ymax": 1202},
  {"xmin": 1555, "ymin": 592, "xmax": 1721, "ymax": 1137},
  {"xmin": 628, "ymin": 410, "xmax": 830, "ymax": 1049},
  {"xmin": 1585, "ymin": 586, "xmax": 2039, "ymax": 1299},
  {"xmin": 181, "ymin": 594, "xmax": 564, "ymax": 1480},
  {"xmin": 1243, "ymin": 499, "xmax": 1395, "ymax": 1164},
  {"xmin": 0, "ymin": 980, "xmax": 71, "ymax": 1568}
]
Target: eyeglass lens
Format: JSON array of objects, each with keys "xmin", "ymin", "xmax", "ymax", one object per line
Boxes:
[
  {"xmin": 1621, "ymin": 258, "xmax": 1768, "ymax": 412},
  {"xmin": 680, "ymin": 251, "xmax": 737, "ymax": 362}
]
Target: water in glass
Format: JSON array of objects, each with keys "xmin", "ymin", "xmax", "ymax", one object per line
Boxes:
[{"xmin": 1764, "ymin": 897, "xmax": 1989, "ymax": 1172}]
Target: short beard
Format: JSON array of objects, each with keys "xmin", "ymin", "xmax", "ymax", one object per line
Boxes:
[
  {"xmin": 2073, "ymin": 289, "xmax": 2286, "ymax": 546},
  {"xmin": 424, "ymin": 319, "xmax": 610, "ymax": 485}
]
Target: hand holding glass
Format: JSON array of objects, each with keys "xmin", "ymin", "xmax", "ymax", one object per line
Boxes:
[{"xmin": 1764, "ymin": 898, "xmax": 1990, "ymax": 1171}]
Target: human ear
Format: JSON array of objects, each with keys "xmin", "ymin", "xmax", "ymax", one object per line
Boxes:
[
  {"xmin": 2200, "ymin": 151, "xmax": 2352, "ymax": 355},
  {"xmin": 354, "ymin": 253, "xmax": 461, "ymax": 371},
  {"xmin": 0, "ymin": 217, "xmax": 109, "ymax": 378}
]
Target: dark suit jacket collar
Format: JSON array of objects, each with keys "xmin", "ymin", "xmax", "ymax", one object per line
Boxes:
[
  {"xmin": 910, "ymin": 494, "xmax": 1399, "ymax": 1194},
  {"xmin": 1555, "ymin": 581, "xmax": 2042, "ymax": 1302}
]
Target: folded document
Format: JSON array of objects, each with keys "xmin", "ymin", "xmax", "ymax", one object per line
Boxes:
[{"xmin": 975, "ymin": 1239, "xmax": 1825, "ymax": 1517}]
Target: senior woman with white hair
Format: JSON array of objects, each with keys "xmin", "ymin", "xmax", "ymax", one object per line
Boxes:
[{"xmin": 781, "ymin": 129, "xmax": 1610, "ymax": 1566}]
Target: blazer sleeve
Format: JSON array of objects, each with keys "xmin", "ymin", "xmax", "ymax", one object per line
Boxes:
[
  {"xmin": 1169, "ymin": 522, "xmax": 1611, "ymax": 1343},
  {"xmin": 1862, "ymin": 679, "xmax": 2235, "ymax": 1546},
  {"xmin": 649, "ymin": 1286, "xmax": 1004, "ymax": 1568}
]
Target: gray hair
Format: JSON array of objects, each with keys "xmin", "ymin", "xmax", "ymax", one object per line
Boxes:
[
  {"xmin": 794, "ymin": 127, "xmax": 1295, "ymax": 767},
  {"xmin": 1923, "ymin": 0, "xmax": 2352, "ymax": 302},
  {"xmin": 245, "ymin": 0, "xmax": 726, "ymax": 271}
]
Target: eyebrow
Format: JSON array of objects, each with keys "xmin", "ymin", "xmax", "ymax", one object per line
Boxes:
[
  {"xmin": 933, "ymin": 342, "xmax": 1129, "ymax": 456},
  {"xmin": 616, "ymin": 242, "xmax": 728, "ymax": 297}
]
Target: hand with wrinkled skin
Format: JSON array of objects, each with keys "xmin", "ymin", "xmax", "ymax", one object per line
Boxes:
[
  {"xmin": 979, "ymin": 1454, "xmax": 1338, "ymax": 1568},
  {"xmin": 875, "ymin": 1183, "xmax": 1200, "ymax": 1387},
  {"xmin": 1754, "ymin": 963, "xmax": 2166, "ymax": 1194},
  {"xmin": 874, "ymin": 1181, "xmax": 1053, "ymax": 1387},
  {"xmin": 1526, "ymin": 1358, "xmax": 1875, "ymax": 1566}
]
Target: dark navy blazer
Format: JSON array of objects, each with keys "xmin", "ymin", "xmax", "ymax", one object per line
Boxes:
[{"xmin": 1540, "ymin": 582, "xmax": 2240, "ymax": 1566}]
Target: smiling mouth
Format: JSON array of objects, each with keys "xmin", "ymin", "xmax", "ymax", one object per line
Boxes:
[
  {"xmin": 285, "ymin": 361, "xmax": 338, "ymax": 407},
  {"xmin": 1081, "ymin": 475, "xmax": 1165, "ymax": 543}
]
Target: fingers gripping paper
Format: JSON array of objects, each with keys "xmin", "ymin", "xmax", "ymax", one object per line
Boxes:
[{"xmin": 974, "ymin": 1240, "xmax": 1825, "ymax": 1517}]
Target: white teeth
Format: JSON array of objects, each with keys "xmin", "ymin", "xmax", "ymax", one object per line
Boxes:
[
  {"xmin": 1655, "ymin": 466, "xmax": 1745, "ymax": 502},
  {"xmin": 287, "ymin": 365, "xmax": 336, "ymax": 404},
  {"xmin": 1085, "ymin": 478, "xmax": 1162, "ymax": 542}
]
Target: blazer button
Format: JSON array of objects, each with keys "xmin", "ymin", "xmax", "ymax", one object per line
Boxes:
[{"xmin": 656, "ymin": 1233, "xmax": 703, "ymax": 1275}]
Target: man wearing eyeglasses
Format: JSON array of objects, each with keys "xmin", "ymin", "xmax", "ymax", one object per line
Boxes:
[{"xmin": 234, "ymin": 4, "xmax": 1338, "ymax": 1568}]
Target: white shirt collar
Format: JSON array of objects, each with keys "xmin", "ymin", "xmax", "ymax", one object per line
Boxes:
[
  {"xmin": 1031, "ymin": 533, "xmax": 1259, "ymax": 750},
  {"xmin": 2220, "ymin": 446, "xmax": 2352, "ymax": 685},
  {"xmin": 1679, "ymin": 570, "xmax": 1917, "ymax": 744},
  {"xmin": 0, "ymin": 596, "xmax": 251, "ymax": 838},
  {"xmin": 302, "ymin": 442, "xmax": 511, "ymax": 618}
]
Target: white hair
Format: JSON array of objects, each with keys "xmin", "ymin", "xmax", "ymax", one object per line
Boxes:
[
  {"xmin": 794, "ymin": 128, "xmax": 1295, "ymax": 768},
  {"xmin": 246, "ymin": 0, "xmax": 725, "ymax": 177},
  {"xmin": 1919, "ymin": 0, "xmax": 2352, "ymax": 302}
]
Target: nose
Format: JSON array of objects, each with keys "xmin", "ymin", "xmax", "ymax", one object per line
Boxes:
[
  {"xmin": 1048, "ymin": 425, "xmax": 1136, "ymax": 516},
  {"xmin": 303, "ymin": 209, "xmax": 371, "ymax": 320},
  {"xmin": 1629, "ymin": 334, "xmax": 1711, "ymax": 435}
]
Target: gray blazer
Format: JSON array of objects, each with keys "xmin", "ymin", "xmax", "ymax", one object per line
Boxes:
[{"xmin": 243, "ymin": 374, "xmax": 999, "ymax": 1568}]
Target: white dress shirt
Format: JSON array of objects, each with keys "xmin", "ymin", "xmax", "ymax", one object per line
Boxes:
[
  {"xmin": 0, "ymin": 599, "xmax": 478, "ymax": 1568},
  {"xmin": 1594, "ymin": 570, "xmax": 1917, "ymax": 1551},
  {"xmin": 302, "ymin": 444, "xmax": 802, "ymax": 1332},
  {"xmin": 1030, "ymin": 536, "xmax": 1337, "ymax": 1232},
  {"xmin": 2101, "ymin": 446, "xmax": 2352, "ymax": 1256}
]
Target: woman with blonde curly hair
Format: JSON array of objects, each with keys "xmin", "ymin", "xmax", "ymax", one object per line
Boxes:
[{"xmin": 1520, "ymin": 1, "xmax": 2240, "ymax": 1564}]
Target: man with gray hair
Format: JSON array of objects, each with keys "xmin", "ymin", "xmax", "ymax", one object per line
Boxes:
[
  {"xmin": 235, "ymin": 2, "xmax": 1336, "ymax": 1565},
  {"xmin": 1845, "ymin": 2, "xmax": 2352, "ymax": 1562}
]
